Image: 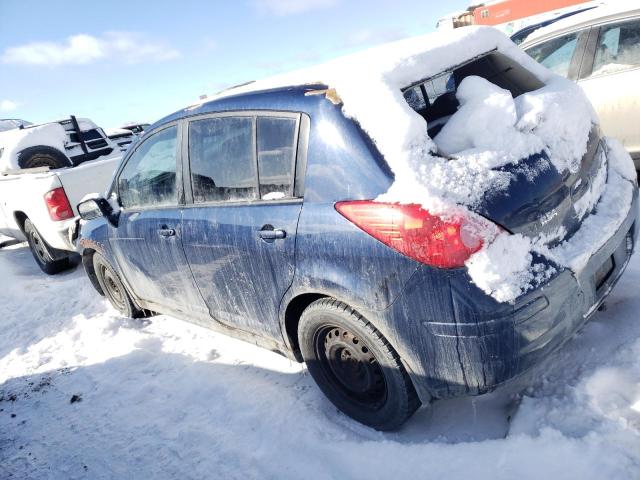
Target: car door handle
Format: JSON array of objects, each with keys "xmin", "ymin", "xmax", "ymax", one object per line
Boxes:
[
  {"xmin": 158, "ymin": 227, "xmax": 176, "ymax": 237},
  {"xmin": 258, "ymin": 227, "xmax": 286, "ymax": 240}
]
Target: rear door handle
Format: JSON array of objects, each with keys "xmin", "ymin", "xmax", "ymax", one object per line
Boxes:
[
  {"xmin": 258, "ymin": 226, "xmax": 286, "ymax": 240},
  {"xmin": 158, "ymin": 227, "xmax": 176, "ymax": 237}
]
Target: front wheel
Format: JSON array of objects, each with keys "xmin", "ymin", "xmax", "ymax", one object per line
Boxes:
[
  {"xmin": 24, "ymin": 219, "xmax": 70, "ymax": 275},
  {"xmin": 298, "ymin": 298, "xmax": 420, "ymax": 431},
  {"xmin": 93, "ymin": 253, "xmax": 141, "ymax": 318}
]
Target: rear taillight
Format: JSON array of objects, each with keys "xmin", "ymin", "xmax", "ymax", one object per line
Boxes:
[
  {"xmin": 335, "ymin": 200, "xmax": 490, "ymax": 268},
  {"xmin": 44, "ymin": 187, "xmax": 74, "ymax": 221}
]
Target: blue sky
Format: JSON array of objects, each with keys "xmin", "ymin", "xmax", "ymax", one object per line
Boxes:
[{"xmin": 0, "ymin": 0, "xmax": 470, "ymax": 128}]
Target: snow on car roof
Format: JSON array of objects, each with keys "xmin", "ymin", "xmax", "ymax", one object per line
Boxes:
[
  {"xmin": 522, "ymin": 0, "xmax": 640, "ymax": 45},
  {"xmin": 186, "ymin": 26, "xmax": 633, "ymax": 304},
  {"xmin": 203, "ymin": 26, "xmax": 591, "ymax": 208}
]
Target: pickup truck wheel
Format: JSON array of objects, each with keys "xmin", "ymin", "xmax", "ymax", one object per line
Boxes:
[
  {"xmin": 24, "ymin": 219, "xmax": 70, "ymax": 274},
  {"xmin": 93, "ymin": 253, "xmax": 140, "ymax": 318},
  {"xmin": 17, "ymin": 146, "xmax": 71, "ymax": 170},
  {"xmin": 298, "ymin": 298, "xmax": 420, "ymax": 431}
]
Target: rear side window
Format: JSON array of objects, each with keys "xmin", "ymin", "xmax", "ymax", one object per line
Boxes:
[
  {"xmin": 590, "ymin": 18, "xmax": 640, "ymax": 76},
  {"xmin": 257, "ymin": 117, "xmax": 297, "ymax": 199},
  {"xmin": 118, "ymin": 126, "xmax": 177, "ymax": 209},
  {"xmin": 189, "ymin": 117, "xmax": 257, "ymax": 203},
  {"xmin": 189, "ymin": 114, "xmax": 299, "ymax": 203},
  {"xmin": 524, "ymin": 32, "xmax": 580, "ymax": 77}
]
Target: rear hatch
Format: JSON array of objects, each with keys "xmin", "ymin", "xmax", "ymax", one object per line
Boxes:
[{"xmin": 402, "ymin": 51, "xmax": 604, "ymax": 247}]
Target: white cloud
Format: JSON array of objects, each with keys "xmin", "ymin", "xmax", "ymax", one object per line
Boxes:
[
  {"xmin": 254, "ymin": 0, "xmax": 338, "ymax": 16},
  {"xmin": 0, "ymin": 100, "xmax": 18, "ymax": 112},
  {"xmin": 2, "ymin": 32, "xmax": 179, "ymax": 66}
]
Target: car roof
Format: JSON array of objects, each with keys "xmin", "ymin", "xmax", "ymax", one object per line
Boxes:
[
  {"xmin": 147, "ymin": 83, "xmax": 329, "ymax": 133},
  {"xmin": 510, "ymin": 6, "xmax": 597, "ymax": 43},
  {"xmin": 521, "ymin": 2, "xmax": 640, "ymax": 46}
]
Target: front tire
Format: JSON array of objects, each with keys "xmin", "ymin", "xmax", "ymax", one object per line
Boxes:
[
  {"xmin": 24, "ymin": 219, "xmax": 71, "ymax": 274},
  {"xmin": 93, "ymin": 253, "xmax": 140, "ymax": 318},
  {"xmin": 298, "ymin": 298, "xmax": 420, "ymax": 431}
]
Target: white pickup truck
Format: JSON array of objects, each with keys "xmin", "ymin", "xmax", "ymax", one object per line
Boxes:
[{"xmin": 0, "ymin": 154, "xmax": 122, "ymax": 273}]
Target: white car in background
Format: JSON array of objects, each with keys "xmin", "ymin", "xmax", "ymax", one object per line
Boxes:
[{"xmin": 521, "ymin": 3, "xmax": 640, "ymax": 170}]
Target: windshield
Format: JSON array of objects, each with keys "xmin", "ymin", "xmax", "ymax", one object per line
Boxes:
[{"xmin": 0, "ymin": 119, "xmax": 32, "ymax": 132}]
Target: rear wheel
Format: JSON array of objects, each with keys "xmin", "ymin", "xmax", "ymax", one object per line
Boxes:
[
  {"xmin": 17, "ymin": 146, "xmax": 71, "ymax": 170},
  {"xmin": 298, "ymin": 298, "xmax": 420, "ymax": 431},
  {"xmin": 24, "ymin": 219, "xmax": 70, "ymax": 275},
  {"xmin": 93, "ymin": 253, "xmax": 140, "ymax": 318}
]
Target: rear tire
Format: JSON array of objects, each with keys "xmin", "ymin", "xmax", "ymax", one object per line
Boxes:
[
  {"xmin": 17, "ymin": 146, "xmax": 71, "ymax": 170},
  {"xmin": 298, "ymin": 298, "xmax": 420, "ymax": 431},
  {"xmin": 24, "ymin": 219, "xmax": 71, "ymax": 275},
  {"xmin": 93, "ymin": 253, "xmax": 141, "ymax": 318}
]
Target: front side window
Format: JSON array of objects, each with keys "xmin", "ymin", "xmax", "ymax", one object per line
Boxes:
[
  {"xmin": 189, "ymin": 117, "xmax": 257, "ymax": 203},
  {"xmin": 118, "ymin": 125, "xmax": 177, "ymax": 209},
  {"xmin": 590, "ymin": 19, "xmax": 640, "ymax": 76},
  {"xmin": 525, "ymin": 32, "xmax": 580, "ymax": 77},
  {"xmin": 257, "ymin": 117, "xmax": 296, "ymax": 199}
]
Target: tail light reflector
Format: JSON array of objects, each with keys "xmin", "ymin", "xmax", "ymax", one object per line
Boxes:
[
  {"xmin": 335, "ymin": 200, "xmax": 489, "ymax": 268},
  {"xmin": 44, "ymin": 187, "xmax": 74, "ymax": 221}
]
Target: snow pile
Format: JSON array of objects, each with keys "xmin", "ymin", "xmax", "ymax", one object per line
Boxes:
[
  {"xmin": 0, "ymin": 123, "xmax": 67, "ymax": 171},
  {"xmin": 466, "ymin": 234, "xmax": 557, "ymax": 303},
  {"xmin": 1, "ymin": 240, "xmax": 640, "ymax": 478},
  {"xmin": 198, "ymin": 26, "xmax": 633, "ymax": 303},
  {"xmin": 434, "ymin": 76, "xmax": 535, "ymax": 156}
]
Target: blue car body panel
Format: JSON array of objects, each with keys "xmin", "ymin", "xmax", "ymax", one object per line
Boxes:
[{"xmin": 79, "ymin": 85, "xmax": 639, "ymax": 402}]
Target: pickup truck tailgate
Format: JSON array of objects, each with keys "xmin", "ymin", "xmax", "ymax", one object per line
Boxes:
[{"xmin": 56, "ymin": 154, "xmax": 122, "ymax": 215}]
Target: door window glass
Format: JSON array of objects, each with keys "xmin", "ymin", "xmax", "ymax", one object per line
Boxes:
[
  {"xmin": 525, "ymin": 32, "xmax": 579, "ymax": 77},
  {"xmin": 257, "ymin": 117, "xmax": 297, "ymax": 199},
  {"xmin": 591, "ymin": 19, "xmax": 640, "ymax": 76},
  {"xmin": 118, "ymin": 126, "xmax": 177, "ymax": 209},
  {"xmin": 189, "ymin": 117, "xmax": 257, "ymax": 203}
]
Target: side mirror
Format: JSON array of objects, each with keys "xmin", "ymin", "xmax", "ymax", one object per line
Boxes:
[{"xmin": 77, "ymin": 197, "xmax": 113, "ymax": 221}]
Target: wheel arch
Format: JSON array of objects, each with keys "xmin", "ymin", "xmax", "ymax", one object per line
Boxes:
[
  {"xmin": 13, "ymin": 211, "xmax": 28, "ymax": 233},
  {"xmin": 17, "ymin": 145, "xmax": 72, "ymax": 169},
  {"xmin": 283, "ymin": 292, "xmax": 328, "ymax": 361},
  {"xmin": 81, "ymin": 248, "xmax": 104, "ymax": 296}
]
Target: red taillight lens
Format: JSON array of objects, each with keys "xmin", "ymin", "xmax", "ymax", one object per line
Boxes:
[
  {"xmin": 44, "ymin": 187, "xmax": 74, "ymax": 221},
  {"xmin": 335, "ymin": 200, "xmax": 487, "ymax": 268}
]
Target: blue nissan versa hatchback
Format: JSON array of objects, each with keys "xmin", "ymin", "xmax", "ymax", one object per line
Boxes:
[{"xmin": 78, "ymin": 53, "xmax": 638, "ymax": 430}]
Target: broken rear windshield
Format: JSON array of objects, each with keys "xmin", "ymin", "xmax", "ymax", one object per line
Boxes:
[{"xmin": 402, "ymin": 51, "xmax": 545, "ymax": 138}]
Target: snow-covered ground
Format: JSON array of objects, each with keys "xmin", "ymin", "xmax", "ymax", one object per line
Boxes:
[{"xmin": 0, "ymin": 237, "xmax": 639, "ymax": 479}]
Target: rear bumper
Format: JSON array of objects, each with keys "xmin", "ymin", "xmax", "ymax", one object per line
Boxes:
[{"xmin": 384, "ymin": 185, "xmax": 638, "ymax": 400}]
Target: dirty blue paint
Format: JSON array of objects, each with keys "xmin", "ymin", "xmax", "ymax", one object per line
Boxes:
[{"xmin": 79, "ymin": 85, "xmax": 639, "ymax": 402}]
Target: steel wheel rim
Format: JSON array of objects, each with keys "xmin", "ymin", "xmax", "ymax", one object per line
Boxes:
[
  {"xmin": 100, "ymin": 265, "xmax": 126, "ymax": 310},
  {"xmin": 29, "ymin": 229, "xmax": 48, "ymax": 264},
  {"xmin": 27, "ymin": 155, "xmax": 56, "ymax": 168},
  {"xmin": 314, "ymin": 324, "xmax": 387, "ymax": 410}
]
